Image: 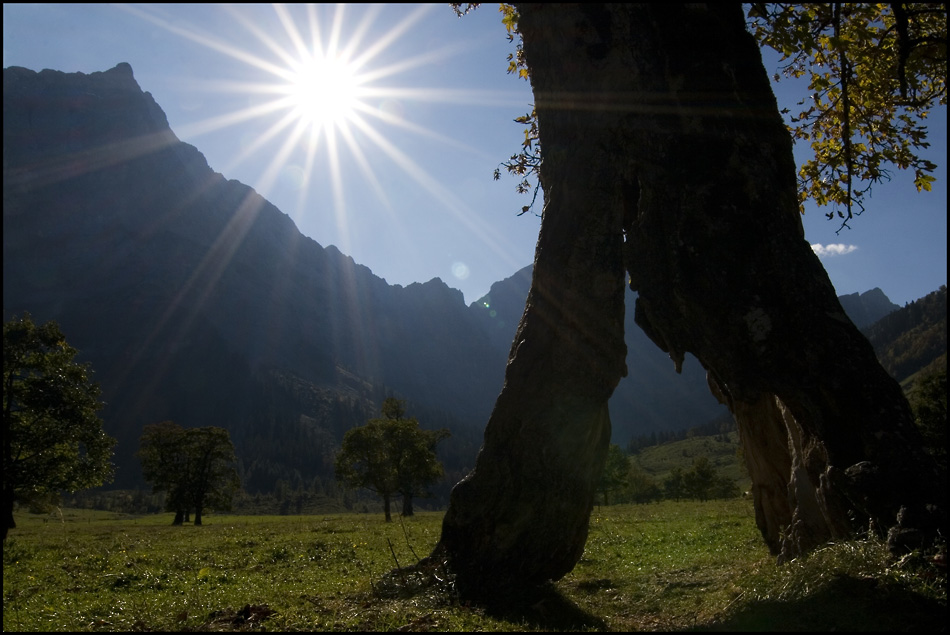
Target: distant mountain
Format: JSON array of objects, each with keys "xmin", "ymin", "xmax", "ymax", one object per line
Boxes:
[
  {"xmin": 837, "ymin": 287, "xmax": 900, "ymax": 328},
  {"xmin": 861, "ymin": 285, "xmax": 947, "ymax": 387},
  {"xmin": 4, "ymin": 63, "xmax": 939, "ymax": 500},
  {"xmin": 3, "ymin": 64, "xmax": 497, "ymax": 492},
  {"xmin": 471, "ymin": 268, "xmax": 730, "ymax": 439}
]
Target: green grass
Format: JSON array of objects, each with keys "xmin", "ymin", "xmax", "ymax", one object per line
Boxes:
[{"xmin": 4, "ymin": 500, "xmax": 945, "ymax": 631}]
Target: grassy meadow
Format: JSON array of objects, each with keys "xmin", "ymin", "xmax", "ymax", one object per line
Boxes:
[{"xmin": 3, "ymin": 499, "xmax": 945, "ymax": 632}]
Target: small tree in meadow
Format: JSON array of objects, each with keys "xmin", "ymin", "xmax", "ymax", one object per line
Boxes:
[
  {"xmin": 138, "ymin": 422, "xmax": 239, "ymax": 525},
  {"xmin": 3, "ymin": 313, "xmax": 115, "ymax": 540},
  {"xmin": 626, "ymin": 463, "xmax": 661, "ymax": 504},
  {"xmin": 597, "ymin": 444, "xmax": 630, "ymax": 505},
  {"xmin": 335, "ymin": 398, "xmax": 448, "ymax": 521}
]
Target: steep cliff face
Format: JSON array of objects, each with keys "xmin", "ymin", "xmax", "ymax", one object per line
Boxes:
[
  {"xmin": 4, "ymin": 62, "xmax": 735, "ymax": 491},
  {"xmin": 3, "ymin": 63, "xmax": 498, "ymax": 488}
]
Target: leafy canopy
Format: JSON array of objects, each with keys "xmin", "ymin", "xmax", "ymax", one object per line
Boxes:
[
  {"xmin": 748, "ymin": 3, "xmax": 946, "ymax": 230},
  {"xmin": 335, "ymin": 398, "xmax": 449, "ymax": 519},
  {"xmin": 3, "ymin": 313, "xmax": 114, "ymax": 534},
  {"xmin": 463, "ymin": 3, "xmax": 946, "ymax": 227},
  {"xmin": 138, "ymin": 421, "xmax": 239, "ymax": 518},
  {"xmin": 597, "ymin": 444, "xmax": 630, "ymax": 505},
  {"xmin": 909, "ymin": 368, "xmax": 947, "ymax": 475}
]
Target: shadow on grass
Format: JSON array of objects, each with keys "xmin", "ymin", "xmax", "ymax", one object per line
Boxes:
[
  {"xmin": 692, "ymin": 574, "xmax": 946, "ymax": 632},
  {"xmin": 482, "ymin": 582, "xmax": 608, "ymax": 631},
  {"xmin": 375, "ymin": 561, "xmax": 607, "ymax": 631}
]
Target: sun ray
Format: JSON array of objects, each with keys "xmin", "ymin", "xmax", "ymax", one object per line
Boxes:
[
  {"xmin": 288, "ymin": 125, "xmax": 324, "ymax": 225},
  {"xmin": 325, "ymin": 125, "xmax": 354, "ymax": 255},
  {"xmin": 118, "ymin": 3, "xmax": 535, "ymax": 297},
  {"xmin": 116, "ymin": 4, "xmax": 290, "ymax": 78},
  {"xmin": 347, "ymin": 114, "xmax": 528, "ymax": 272},
  {"xmin": 169, "ymin": 97, "xmax": 291, "ymax": 139},
  {"xmin": 351, "ymin": 99, "xmax": 493, "ymax": 161},
  {"xmin": 219, "ymin": 108, "xmax": 305, "ymax": 177},
  {"xmin": 222, "ymin": 4, "xmax": 308, "ymax": 77},
  {"xmin": 344, "ymin": 4, "xmax": 435, "ymax": 70},
  {"xmin": 272, "ymin": 3, "xmax": 313, "ymax": 63},
  {"xmin": 332, "ymin": 114, "xmax": 394, "ymax": 212}
]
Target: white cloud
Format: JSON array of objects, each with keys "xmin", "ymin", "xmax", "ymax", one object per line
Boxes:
[{"xmin": 811, "ymin": 243, "xmax": 858, "ymax": 257}]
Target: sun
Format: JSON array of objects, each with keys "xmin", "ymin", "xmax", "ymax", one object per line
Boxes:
[
  {"xmin": 120, "ymin": 3, "xmax": 501, "ymax": 256},
  {"xmin": 284, "ymin": 53, "xmax": 363, "ymax": 132}
]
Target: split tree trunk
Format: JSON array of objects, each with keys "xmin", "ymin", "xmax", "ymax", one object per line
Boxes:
[
  {"xmin": 605, "ymin": 3, "xmax": 940, "ymax": 559},
  {"xmin": 432, "ymin": 2, "xmax": 942, "ymax": 599},
  {"xmin": 433, "ymin": 1, "xmax": 629, "ymax": 596}
]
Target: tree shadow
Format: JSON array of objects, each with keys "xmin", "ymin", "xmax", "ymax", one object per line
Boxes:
[
  {"xmin": 689, "ymin": 574, "xmax": 946, "ymax": 632},
  {"xmin": 481, "ymin": 582, "xmax": 608, "ymax": 632},
  {"xmin": 375, "ymin": 560, "xmax": 606, "ymax": 631}
]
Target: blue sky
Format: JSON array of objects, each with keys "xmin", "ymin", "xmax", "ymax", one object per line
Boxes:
[{"xmin": 4, "ymin": 4, "xmax": 946, "ymax": 307}]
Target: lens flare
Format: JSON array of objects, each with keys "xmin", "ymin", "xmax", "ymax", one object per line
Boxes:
[{"xmin": 284, "ymin": 54, "xmax": 362, "ymax": 131}]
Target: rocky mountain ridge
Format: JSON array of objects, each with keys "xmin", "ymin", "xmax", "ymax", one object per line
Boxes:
[{"xmin": 3, "ymin": 63, "xmax": 923, "ymax": 494}]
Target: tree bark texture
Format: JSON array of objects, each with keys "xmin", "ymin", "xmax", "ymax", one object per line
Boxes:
[
  {"xmin": 432, "ymin": 2, "xmax": 942, "ymax": 600},
  {"xmin": 603, "ymin": 3, "xmax": 940, "ymax": 560},
  {"xmin": 434, "ymin": 3, "xmax": 629, "ymax": 600}
]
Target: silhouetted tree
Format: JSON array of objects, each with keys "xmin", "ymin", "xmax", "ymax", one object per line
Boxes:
[
  {"xmin": 664, "ymin": 467, "xmax": 686, "ymax": 502},
  {"xmin": 335, "ymin": 398, "xmax": 448, "ymax": 521},
  {"xmin": 683, "ymin": 457, "xmax": 717, "ymax": 501},
  {"xmin": 3, "ymin": 314, "xmax": 114, "ymax": 540},
  {"xmin": 910, "ymin": 369, "xmax": 947, "ymax": 483},
  {"xmin": 431, "ymin": 4, "xmax": 944, "ymax": 600},
  {"xmin": 625, "ymin": 463, "xmax": 661, "ymax": 504},
  {"xmin": 597, "ymin": 444, "xmax": 629, "ymax": 505},
  {"xmin": 138, "ymin": 422, "xmax": 239, "ymax": 525}
]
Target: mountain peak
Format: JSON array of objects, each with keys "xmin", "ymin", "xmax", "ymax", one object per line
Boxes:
[
  {"xmin": 838, "ymin": 288, "xmax": 900, "ymax": 328},
  {"xmin": 3, "ymin": 63, "xmax": 174, "ymax": 172},
  {"xmin": 107, "ymin": 62, "xmax": 135, "ymax": 77}
]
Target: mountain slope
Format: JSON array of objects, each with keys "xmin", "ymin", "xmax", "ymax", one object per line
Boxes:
[
  {"xmin": 3, "ymin": 64, "xmax": 497, "ymax": 490},
  {"xmin": 5, "ymin": 63, "xmax": 937, "ymax": 499},
  {"xmin": 862, "ymin": 285, "xmax": 947, "ymax": 387},
  {"xmin": 838, "ymin": 287, "xmax": 900, "ymax": 329}
]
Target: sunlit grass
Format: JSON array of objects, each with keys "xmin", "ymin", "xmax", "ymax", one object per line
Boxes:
[{"xmin": 3, "ymin": 501, "xmax": 944, "ymax": 631}]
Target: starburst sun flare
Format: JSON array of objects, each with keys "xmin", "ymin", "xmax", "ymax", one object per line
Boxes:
[
  {"xmin": 113, "ymin": 3, "xmax": 535, "ymax": 302},
  {"xmin": 283, "ymin": 54, "xmax": 363, "ymax": 132},
  {"xmin": 120, "ymin": 4, "xmax": 494, "ymax": 219}
]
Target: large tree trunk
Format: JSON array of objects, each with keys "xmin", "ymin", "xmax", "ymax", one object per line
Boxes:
[
  {"xmin": 605, "ymin": 3, "xmax": 941, "ymax": 560},
  {"xmin": 430, "ymin": 2, "xmax": 943, "ymax": 600},
  {"xmin": 433, "ymin": 0, "xmax": 629, "ymax": 599}
]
